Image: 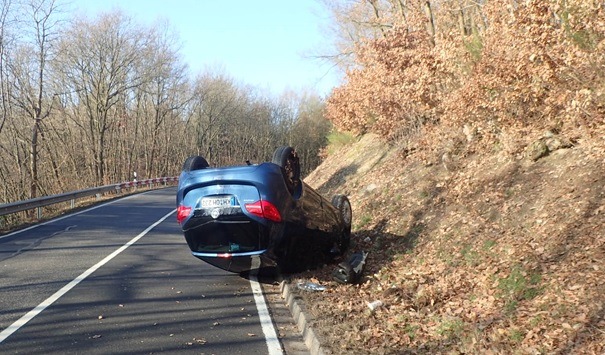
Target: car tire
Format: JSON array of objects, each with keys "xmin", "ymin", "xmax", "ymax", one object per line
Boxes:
[
  {"xmin": 182, "ymin": 155, "xmax": 209, "ymax": 172},
  {"xmin": 272, "ymin": 146, "xmax": 301, "ymax": 196},
  {"xmin": 332, "ymin": 194, "xmax": 352, "ymax": 252}
]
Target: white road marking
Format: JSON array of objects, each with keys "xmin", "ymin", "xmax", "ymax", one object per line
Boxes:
[
  {"xmin": 249, "ymin": 257, "xmax": 284, "ymax": 355},
  {"xmin": 0, "ymin": 209, "xmax": 175, "ymax": 344}
]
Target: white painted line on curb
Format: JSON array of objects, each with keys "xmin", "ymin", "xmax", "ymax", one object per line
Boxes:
[
  {"xmin": 0, "ymin": 209, "xmax": 175, "ymax": 344},
  {"xmin": 250, "ymin": 257, "xmax": 284, "ymax": 355}
]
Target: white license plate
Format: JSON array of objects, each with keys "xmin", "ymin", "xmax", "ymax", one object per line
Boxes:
[{"xmin": 201, "ymin": 196, "xmax": 233, "ymax": 208}]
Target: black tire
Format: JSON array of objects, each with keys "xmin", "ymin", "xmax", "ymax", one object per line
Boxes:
[
  {"xmin": 272, "ymin": 146, "xmax": 301, "ymax": 196},
  {"xmin": 182, "ymin": 155, "xmax": 209, "ymax": 172},
  {"xmin": 332, "ymin": 194, "xmax": 352, "ymax": 252}
]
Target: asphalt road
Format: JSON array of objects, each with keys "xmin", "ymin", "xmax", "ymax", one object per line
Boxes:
[{"xmin": 0, "ymin": 188, "xmax": 302, "ymax": 354}]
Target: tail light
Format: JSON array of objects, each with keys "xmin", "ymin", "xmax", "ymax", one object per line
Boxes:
[
  {"xmin": 244, "ymin": 200, "xmax": 282, "ymax": 222},
  {"xmin": 177, "ymin": 205, "xmax": 192, "ymax": 224}
]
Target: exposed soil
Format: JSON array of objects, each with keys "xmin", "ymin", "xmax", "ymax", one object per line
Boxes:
[{"xmin": 288, "ymin": 129, "xmax": 605, "ymax": 354}]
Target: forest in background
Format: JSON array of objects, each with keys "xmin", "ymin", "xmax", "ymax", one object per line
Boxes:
[
  {"xmin": 0, "ymin": 0, "xmax": 331, "ymax": 208},
  {"xmin": 323, "ymin": 0, "xmax": 603, "ymax": 148},
  {"xmin": 1, "ymin": 0, "xmax": 603, "ymax": 220}
]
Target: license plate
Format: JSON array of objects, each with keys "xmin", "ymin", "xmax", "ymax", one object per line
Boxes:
[{"xmin": 201, "ymin": 196, "xmax": 234, "ymax": 208}]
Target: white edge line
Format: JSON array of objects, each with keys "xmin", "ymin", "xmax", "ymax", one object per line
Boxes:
[
  {"xmin": 0, "ymin": 209, "xmax": 176, "ymax": 344},
  {"xmin": 250, "ymin": 257, "xmax": 283, "ymax": 355}
]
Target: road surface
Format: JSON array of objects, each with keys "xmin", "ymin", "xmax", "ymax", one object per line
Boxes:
[{"xmin": 0, "ymin": 188, "xmax": 305, "ymax": 354}]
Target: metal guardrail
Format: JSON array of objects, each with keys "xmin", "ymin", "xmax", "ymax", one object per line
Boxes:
[{"xmin": 0, "ymin": 177, "xmax": 178, "ymax": 220}]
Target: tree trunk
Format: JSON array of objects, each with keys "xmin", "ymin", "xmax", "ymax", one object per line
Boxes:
[
  {"xmin": 30, "ymin": 119, "xmax": 40, "ymax": 198},
  {"xmin": 424, "ymin": 1, "xmax": 436, "ymax": 46}
]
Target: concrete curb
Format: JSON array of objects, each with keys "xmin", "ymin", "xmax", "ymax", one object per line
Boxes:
[{"xmin": 280, "ymin": 281, "xmax": 326, "ymax": 355}]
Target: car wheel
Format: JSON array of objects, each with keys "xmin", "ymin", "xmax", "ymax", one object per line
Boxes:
[
  {"xmin": 182, "ymin": 155, "xmax": 209, "ymax": 172},
  {"xmin": 332, "ymin": 194, "xmax": 352, "ymax": 252},
  {"xmin": 272, "ymin": 146, "xmax": 301, "ymax": 196}
]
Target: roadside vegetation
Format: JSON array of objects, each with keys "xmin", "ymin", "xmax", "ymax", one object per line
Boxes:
[
  {"xmin": 295, "ymin": 0, "xmax": 604, "ymax": 353},
  {"xmin": 0, "ymin": 0, "xmax": 330, "ymax": 227},
  {"xmin": 302, "ymin": 132, "xmax": 603, "ymax": 353}
]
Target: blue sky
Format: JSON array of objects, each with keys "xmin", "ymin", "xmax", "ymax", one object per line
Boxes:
[{"xmin": 69, "ymin": 0, "xmax": 341, "ymax": 96}]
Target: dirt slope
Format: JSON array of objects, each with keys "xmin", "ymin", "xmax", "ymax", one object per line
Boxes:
[{"xmin": 292, "ymin": 132, "xmax": 605, "ymax": 354}]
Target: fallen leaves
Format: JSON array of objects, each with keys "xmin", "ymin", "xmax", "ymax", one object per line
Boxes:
[{"xmin": 299, "ymin": 127, "xmax": 605, "ymax": 353}]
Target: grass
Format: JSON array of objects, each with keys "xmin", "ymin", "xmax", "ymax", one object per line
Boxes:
[
  {"xmin": 356, "ymin": 214, "xmax": 372, "ymax": 229},
  {"xmin": 530, "ymin": 315, "xmax": 544, "ymax": 328},
  {"xmin": 463, "ymin": 32, "xmax": 483, "ymax": 62},
  {"xmin": 404, "ymin": 324, "xmax": 419, "ymax": 340},
  {"xmin": 509, "ymin": 328, "xmax": 525, "ymax": 343},
  {"xmin": 461, "ymin": 244, "xmax": 480, "ymax": 266},
  {"xmin": 437, "ymin": 317, "xmax": 465, "ymax": 341},
  {"xmin": 483, "ymin": 239, "xmax": 497, "ymax": 250},
  {"xmin": 419, "ymin": 189, "xmax": 430, "ymax": 198},
  {"xmin": 497, "ymin": 265, "xmax": 542, "ymax": 315},
  {"xmin": 505, "ymin": 188, "xmax": 515, "ymax": 198},
  {"xmin": 326, "ymin": 131, "xmax": 356, "ymax": 156},
  {"xmin": 437, "ymin": 243, "xmax": 455, "ymax": 266}
]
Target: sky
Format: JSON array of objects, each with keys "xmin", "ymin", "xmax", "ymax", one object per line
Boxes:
[{"xmin": 69, "ymin": 0, "xmax": 341, "ymax": 97}]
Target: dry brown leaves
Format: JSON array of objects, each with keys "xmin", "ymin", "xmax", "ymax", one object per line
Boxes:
[
  {"xmin": 326, "ymin": 0, "xmax": 605, "ymax": 144},
  {"xmin": 295, "ymin": 127, "xmax": 605, "ymax": 354},
  {"xmin": 304, "ymin": 2, "xmax": 605, "ymax": 352}
]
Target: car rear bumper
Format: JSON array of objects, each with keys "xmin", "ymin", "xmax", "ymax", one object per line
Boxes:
[
  {"xmin": 191, "ymin": 250, "xmax": 278, "ymax": 273},
  {"xmin": 183, "ymin": 215, "xmax": 284, "ymax": 273},
  {"xmin": 184, "ymin": 216, "xmax": 271, "ymax": 250}
]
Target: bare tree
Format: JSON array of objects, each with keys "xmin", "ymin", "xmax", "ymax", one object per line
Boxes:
[
  {"xmin": 189, "ymin": 72, "xmax": 246, "ymax": 164},
  {"xmin": 0, "ymin": 4, "xmax": 331, "ymax": 208},
  {"xmin": 0, "ymin": 0, "xmax": 16, "ymax": 135},
  {"xmin": 137, "ymin": 21, "xmax": 189, "ymax": 177},
  {"xmin": 55, "ymin": 11, "xmax": 149, "ymax": 185},
  {"xmin": 7, "ymin": 0, "xmax": 63, "ymax": 198},
  {"xmin": 290, "ymin": 93, "xmax": 330, "ymax": 176},
  {"xmin": 317, "ymin": 0, "xmax": 404, "ymax": 70}
]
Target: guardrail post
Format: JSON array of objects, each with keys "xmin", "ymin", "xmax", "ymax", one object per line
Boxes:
[
  {"xmin": 71, "ymin": 199, "xmax": 75, "ymax": 209},
  {"xmin": 37, "ymin": 207, "xmax": 42, "ymax": 219}
]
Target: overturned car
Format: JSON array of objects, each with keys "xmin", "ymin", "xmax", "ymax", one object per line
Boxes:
[{"xmin": 176, "ymin": 146, "xmax": 352, "ymax": 273}]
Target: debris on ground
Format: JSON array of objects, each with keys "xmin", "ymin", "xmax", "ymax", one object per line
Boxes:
[{"xmin": 332, "ymin": 251, "xmax": 368, "ymax": 284}]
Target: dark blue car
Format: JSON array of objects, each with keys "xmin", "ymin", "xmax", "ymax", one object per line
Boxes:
[{"xmin": 176, "ymin": 146, "xmax": 352, "ymax": 273}]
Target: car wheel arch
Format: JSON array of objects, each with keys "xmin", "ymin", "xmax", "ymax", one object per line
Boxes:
[{"xmin": 182, "ymin": 155, "xmax": 209, "ymax": 172}]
